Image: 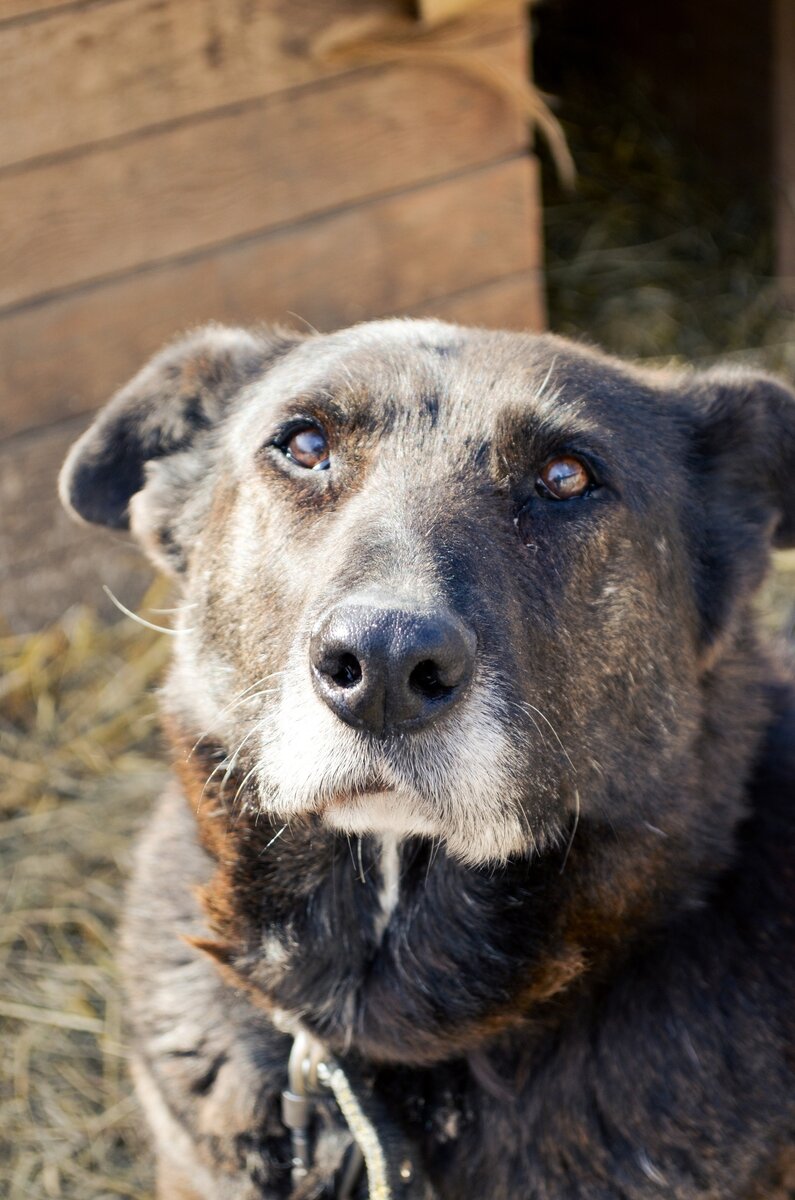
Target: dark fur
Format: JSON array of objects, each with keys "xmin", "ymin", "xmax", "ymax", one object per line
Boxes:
[{"xmin": 60, "ymin": 319, "xmax": 795, "ymax": 1198}]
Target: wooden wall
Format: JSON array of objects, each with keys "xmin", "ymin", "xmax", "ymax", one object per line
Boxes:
[{"xmin": 0, "ymin": 0, "xmax": 543, "ymax": 630}]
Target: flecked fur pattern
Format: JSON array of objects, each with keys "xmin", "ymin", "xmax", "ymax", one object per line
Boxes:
[{"xmin": 60, "ymin": 319, "xmax": 795, "ymax": 1198}]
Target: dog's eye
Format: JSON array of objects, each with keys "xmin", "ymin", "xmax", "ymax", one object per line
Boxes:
[
  {"xmin": 281, "ymin": 424, "xmax": 330, "ymax": 470},
  {"xmin": 536, "ymin": 456, "xmax": 592, "ymax": 500}
]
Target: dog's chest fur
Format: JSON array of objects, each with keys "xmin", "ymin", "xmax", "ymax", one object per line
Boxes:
[{"xmin": 121, "ymin": 706, "xmax": 795, "ymax": 1200}]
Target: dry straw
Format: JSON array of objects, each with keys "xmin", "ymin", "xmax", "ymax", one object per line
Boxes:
[{"xmin": 0, "ymin": 587, "xmax": 171, "ymax": 1199}]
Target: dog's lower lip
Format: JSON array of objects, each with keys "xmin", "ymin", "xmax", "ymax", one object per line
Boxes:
[{"xmin": 329, "ymin": 781, "xmax": 393, "ymax": 804}]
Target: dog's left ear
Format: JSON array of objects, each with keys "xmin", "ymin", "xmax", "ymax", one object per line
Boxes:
[
  {"xmin": 59, "ymin": 324, "xmax": 300, "ymax": 573},
  {"xmin": 683, "ymin": 367, "xmax": 795, "ymax": 647}
]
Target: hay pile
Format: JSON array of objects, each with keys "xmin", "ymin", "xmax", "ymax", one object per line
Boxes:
[{"xmin": 0, "ymin": 599, "xmax": 169, "ymax": 1199}]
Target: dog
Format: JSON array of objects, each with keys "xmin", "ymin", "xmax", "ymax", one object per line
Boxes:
[{"xmin": 59, "ymin": 319, "xmax": 794, "ymax": 1199}]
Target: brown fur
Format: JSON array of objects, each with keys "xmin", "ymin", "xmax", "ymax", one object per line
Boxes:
[{"xmin": 60, "ymin": 319, "xmax": 795, "ymax": 1198}]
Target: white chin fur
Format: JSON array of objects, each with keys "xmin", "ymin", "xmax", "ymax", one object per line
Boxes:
[
  {"xmin": 318, "ymin": 789, "xmax": 530, "ymax": 867},
  {"xmin": 321, "ymin": 791, "xmax": 438, "ymax": 840},
  {"xmin": 249, "ymin": 658, "xmax": 532, "ymax": 866}
]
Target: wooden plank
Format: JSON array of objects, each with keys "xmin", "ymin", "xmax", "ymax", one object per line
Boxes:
[
  {"xmin": 0, "ymin": 35, "xmax": 526, "ymax": 310},
  {"xmin": 774, "ymin": 0, "xmax": 795, "ymax": 295},
  {"xmin": 0, "ymin": 417, "xmax": 153, "ymax": 631},
  {"xmin": 0, "ymin": 534, "xmax": 153, "ymax": 632},
  {"xmin": 417, "ymin": 0, "xmax": 489, "ymax": 22},
  {"xmin": 419, "ymin": 270, "xmax": 545, "ymax": 331},
  {"xmin": 0, "ymin": 414, "xmax": 136, "ymax": 581},
  {"xmin": 0, "ymin": 157, "xmax": 540, "ymax": 438},
  {"xmin": 0, "ymin": 0, "xmax": 524, "ymax": 170},
  {"xmin": 0, "ymin": 0, "xmax": 75, "ymax": 20}
]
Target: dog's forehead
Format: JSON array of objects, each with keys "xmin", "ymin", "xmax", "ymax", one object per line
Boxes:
[{"xmin": 234, "ymin": 319, "xmax": 664, "ymax": 456}]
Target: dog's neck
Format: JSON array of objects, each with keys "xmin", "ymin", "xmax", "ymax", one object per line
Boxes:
[{"xmin": 164, "ymin": 641, "xmax": 773, "ymax": 1066}]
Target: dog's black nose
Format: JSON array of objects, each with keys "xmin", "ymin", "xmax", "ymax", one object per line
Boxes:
[{"xmin": 310, "ymin": 601, "xmax": 476, "ymax": 735}]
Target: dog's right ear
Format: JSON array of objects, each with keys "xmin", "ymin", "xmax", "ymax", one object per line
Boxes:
[{"xmin": 60, "ymin": 325, "xmax": 299, "ymax": 536}]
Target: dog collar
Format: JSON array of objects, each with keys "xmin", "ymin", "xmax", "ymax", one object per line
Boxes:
[{"xmin": 281, "ymin": 1030, "xmax": 433, "ymax": 1199}]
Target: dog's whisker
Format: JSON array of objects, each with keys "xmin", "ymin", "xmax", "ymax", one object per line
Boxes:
[
  {"xmin": 285, "ymin": 310, "xmax": 321, "ymax": 336},
  {"xmin": 220, "ymin": 729, "xmax": 258, "ymax": 790},
  {"xmin": 220, "ymin": 672, "xmax": 287, "ymax": 711},
  {"xmin": 148, "ymin": 603, "xmax": 199, "ymax": 614},
  {"xmin": 512, "ymin": 700, "xmax": 577, "ymax": 772},
  {"xmin": 559, "ymin": 788, "xmax": 581, "ymax": 874},
  {"xmin": 102, "ymin": 584, "xmax": 194, "ymax": 635},
  {"xmin": 261, "ymin": 823, "xmax": 288, "ymax": 854},
  {"xmin": 345, "ymin": 835, "xmax": 358, "ymax": 877},
  {"xmin": 225, "ymin": 688, "xmax": 280, "ymax": 708},
  {"xmin": 534, "ymin": 355, "xmax": 558, "ymax": 404},
  {"xmin": 197, "ymin": 754, "xmax": 235, "ymax": 810},
  {"xmin": 507, "ymin": 699, "xmax": 546, "ymax": 746},
  {"xmin": 232, "ymin": 763, "xmax": 260, "ymax": 810},
  {"xmin": 185, "ymin": 674, "xmax": 287, "ymax": 761}
]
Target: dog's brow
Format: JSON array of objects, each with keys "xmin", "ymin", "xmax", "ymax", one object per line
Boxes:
[
  {"xmin": 497, "ymin": 404, "xmax": 611, "ymax": 460},
  {"xmin": 286, "ymin": 387, "xmax": 347, "ymax": 422},
  {"xmin": 286, "ymin": 382, "xmax": 385, "ymax": 426}
]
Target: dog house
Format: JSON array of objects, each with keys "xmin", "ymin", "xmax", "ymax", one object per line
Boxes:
[
  {"xmin": 534, "ymin": 0, "xmax": 794, "ymax": 292},
  {"xmin": 0, "ymin": 0, "xmax": 542, "ymax": 629}
]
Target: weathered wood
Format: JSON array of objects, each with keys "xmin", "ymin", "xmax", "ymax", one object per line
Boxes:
[
  {"xmin": 0, "ymin": 158, "xmax": 541, "ymax": 439},
  {"xmin": 0, "ymin": 0, "xmax": 524, "ymax": 170},
  {"xmin": 0, "ymin": 36, "xmax": 526, "ymax": 310},
  {"xmin": 774, "ymin": 0, "xmax": 795, "ymax": 294},
  {"xmin": 419, "ymin": 270, "xmax": 545, "ymax": 330},
  {"xmin": 0, "ymin": 534, "xmax": 154, "ymax": 632},
  {"xmin": 0, "ymin": 417, "xmax": 153, "ymax": 629},
  {"xmin": 0, "ymin": 0, "xmax": 75, "ymax": 20},
  {"xmin": 417, "ymin": 0, "xmax": 487, "ymax": 22}
]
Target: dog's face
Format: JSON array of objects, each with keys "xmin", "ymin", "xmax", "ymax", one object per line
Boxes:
[{"xmin": 60, "ymin": 320, "xmax": 795, "ymax": 866}]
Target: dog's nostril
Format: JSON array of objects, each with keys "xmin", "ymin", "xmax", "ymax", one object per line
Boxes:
[
  {"xmin": 311, "ymin": 601, "xmax": 476, "ymax": 733},
  {"xmin": 331, "ymin": 652, "xmax": 362, "ymax": 689},
  {"xmin": 409, "ymin": 660, "xmax": 453, "ymax": 701}
]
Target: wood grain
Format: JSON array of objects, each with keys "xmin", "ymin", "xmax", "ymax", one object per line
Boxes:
[
  {"xmin": 0, "ymin": 416, "xmax": 153, "ymax": 629},
  {"xmin": 0, "ymin": 0, "xmax": 75, "ymax": 20},
  {"xmin": 0, "ymin": 0, "xmax": 524, "ymax": 170},
  {"xmin": 0, "ymin": 157, "xmax": 541, "ymax": 438},
  {"xmin": 0, "ymin": 36, "xmax": 526, "ymax": 309},
  {"xmin": 419, "ymin": 270, "xmax": 545, "ymax": 331},
  {"xmin": 417, "ymin": 0, "xmax": 487, "ymax": 22}
]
